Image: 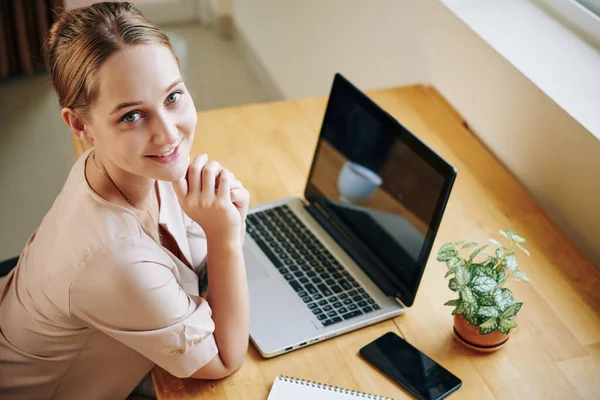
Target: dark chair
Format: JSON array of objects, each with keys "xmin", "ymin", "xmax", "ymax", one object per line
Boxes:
[{"xmin": 0, "ymin": 256, "xmax": 18, "ymax": 277}]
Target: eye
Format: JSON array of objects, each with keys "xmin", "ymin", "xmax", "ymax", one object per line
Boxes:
[
  {"xmin": 166, "ymin": 91, "xmax": 182, "ymax": 105},
  {"xmin": 120, "ymin": 111, "xmax": 142, "ymax": 124}
]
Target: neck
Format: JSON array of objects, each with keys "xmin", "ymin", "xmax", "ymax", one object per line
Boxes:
[{"xmin": 89, "ymin": 151, "xmax": 156, "ymax": 208}]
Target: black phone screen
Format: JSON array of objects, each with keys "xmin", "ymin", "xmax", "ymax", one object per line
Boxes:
[{"xmin": 359, "ymin": 332, "xmax": 462, "ymax": 400}]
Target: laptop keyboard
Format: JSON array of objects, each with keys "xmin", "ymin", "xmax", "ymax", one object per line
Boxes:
[{"xmin": 246, "ymin": 205, "xmax": 381, "ymax": 327}]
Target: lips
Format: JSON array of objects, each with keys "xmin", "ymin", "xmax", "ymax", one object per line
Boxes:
[{"xmin": 146, "ymin": 141, "xmax": 182, "ymax": 164}]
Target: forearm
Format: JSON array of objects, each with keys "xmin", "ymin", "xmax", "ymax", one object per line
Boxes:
[{"xmin": 206, "ymin": 239, "xmax": 249, "ymax": 372}]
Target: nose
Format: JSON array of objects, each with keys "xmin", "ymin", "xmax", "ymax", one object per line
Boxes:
[{"xmin": 152, "ymin": 111, "xmax": 178, "ymax": 145}]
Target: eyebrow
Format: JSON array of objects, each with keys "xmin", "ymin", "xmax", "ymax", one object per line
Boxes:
[{"xmin": 109, "ymin": 79, "xmax": 183, "ymax": 115}]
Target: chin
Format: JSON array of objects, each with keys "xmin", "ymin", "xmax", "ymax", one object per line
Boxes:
[{"xmin": 152, "ymin": 161, "xmax": 188, "ymax": 182}]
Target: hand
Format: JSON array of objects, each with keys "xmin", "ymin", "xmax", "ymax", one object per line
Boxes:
[
  {"xmin": 224, "ymin": 173, "xmax": 250, "ymax": 224},
  {"xmin": 172, "ymin": 155, "xmax": 241, "ymax": 244}
]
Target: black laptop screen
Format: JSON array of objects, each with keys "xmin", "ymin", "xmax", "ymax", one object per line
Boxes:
[{"xmin": 304, "ymin": 74, "xmax": 456, "ymax": 307}]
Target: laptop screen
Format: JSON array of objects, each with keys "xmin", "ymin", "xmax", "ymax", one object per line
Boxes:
[{"xmin": 304, "ymin": 74, "xmax": 456, "ymax": 307}]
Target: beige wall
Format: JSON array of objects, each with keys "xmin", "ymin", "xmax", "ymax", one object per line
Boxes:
[{"xmin": 233, "ymin": 0, "xmax": 600, "ymax": 266}]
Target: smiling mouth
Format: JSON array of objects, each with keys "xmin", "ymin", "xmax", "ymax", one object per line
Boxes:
[{"xmin": 147, "ymin": 140, "xmax": 182, "ymax": 158}]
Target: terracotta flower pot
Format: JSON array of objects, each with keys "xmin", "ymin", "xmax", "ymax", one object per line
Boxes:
[{"xmin": 453, "ymin": 314, "xmax": 510, "ymax": 352}]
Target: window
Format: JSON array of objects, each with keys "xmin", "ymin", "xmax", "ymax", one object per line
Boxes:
[{"xmin": 536, "ymin": 0, "xmax": 600, "ymax": 47}]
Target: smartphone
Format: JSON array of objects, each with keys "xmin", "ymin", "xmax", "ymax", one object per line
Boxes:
[{"xmin": 359, "ymin": 332, "xmax": 462, "ymax": 400}]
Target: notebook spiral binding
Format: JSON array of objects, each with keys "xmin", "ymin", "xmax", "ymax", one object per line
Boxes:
[{"xmin": 278, "ymin": 376, "xmax": 394, "ymax": 399}]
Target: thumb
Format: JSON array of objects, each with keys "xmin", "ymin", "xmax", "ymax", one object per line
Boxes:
[
  {"xmin": 172, "ymin": 175, "xmax": 188, "ymax": 201},
  {"xmin": 217, "ymin": 170, "xmax": 231, "ymax": 201}
]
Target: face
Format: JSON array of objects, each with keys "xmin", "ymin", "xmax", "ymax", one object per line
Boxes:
[{"xmin": 86, "ymin": 44, "xmax": 196, "ymax": 182}]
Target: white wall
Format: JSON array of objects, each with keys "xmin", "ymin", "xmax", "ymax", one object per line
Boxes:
[
  {"xmin": 233, "ymin": 0, "xmax": 428, "ymax": 99},
  {"xmin": 233, "ymin": 0, "xmax": 600, "ymax": 266}
]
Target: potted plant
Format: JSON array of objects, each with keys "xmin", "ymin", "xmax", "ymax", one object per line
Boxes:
[{"xmin": 437, "ymin": 230, "xmax": 531, "ymax": 352}]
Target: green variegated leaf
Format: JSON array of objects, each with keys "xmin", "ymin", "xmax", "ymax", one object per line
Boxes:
[
  {"xmin": 462, "ymin": 301, "xmax": 478, "ymax": 316},
  {"xmin": 500, "ymin": 230, "xmax": 526, "ymax": 243},
  {"xmin": 479, "ymin": 293, "xmax": 496, "ymax": 306},
  {"xmin": 469, "ymin": 244, "xmax": 489, "ymax": 262},
  {"xmin": 448, "ymin": 278, "xmax": 461, "ymax": 292},
  {"xmin": 471, "ymin": 275, "xmax": 498, "ymax": 293},
  {"xmin": 479, "ymin": 317, "xmax": 499, "ymax": 335},
  {"xmin": 455, "ymin": 266, "xmax": 471, "ymax": 287},
  {"xmin": 437, "ymin": 248, "xmax": 458, "ymax": 262},
  {"xmin": 497, "ymin": 319, "xmax": 518, "ymax": 334},
  {"xmin": 512, "ymin": 270, "xmax": 530, "ymax": 282},
  {"xmin": 472, "ymin": 263, "xmax": 495, "ymax": 278},
  {"xmin": 464, "ymin": 313, "xmax": 480, "ymax": 326},
  {"xmin": 484, "ymin": 256, "xmax": 498, "ymax": 269},
  {"xmin": 493, "ymin": 288, "xmax": 514, "ymax": 312},
  {"xmin": 444, "ymin": 299, "xmax": 460, "ymax": 306},
  {"xmin": 476, "ymin": 306, "xmax": 499, "ymax": 319},
  {"xmin": 496, "ymin": 248, "xmax": 506, "ymax": 260},
  {"xmin": 439, "ymin": 243, "xmax": 456, "ymax": 253},
  {"xmin": 516, "ymin": 243, "xmax": 530, "ymax": 256},
  {"xmin": 505, "ymin": 253, "xmax": 517, "ymax": 271},
  {"xmin": 461, "ymin": 287, "xmax": 476, "ymax": 304},
  {"xmin": 496, "ymin": 270, "xmax": 506, "ymax": 285},
  {"xmin": 488, "ymin": 238, "xmax": 503, "ymax": 247},
  {"xmin": 500, "ymin": 302, "xmax": 522, "ymax": 320},
  {"xmin": 462, "ymin": 242, "xmax": 478, "ymax": 249},
  {"xmin": 444, "ymin": 269, "xmax": 454, "ymax": 278},
  {"xmin": 451, "ymin": 303, "xmax": 465, "ymax": 315},
  {"xmin": 446, "ymin": 257, "xmax": 466, "ymax": 270}
]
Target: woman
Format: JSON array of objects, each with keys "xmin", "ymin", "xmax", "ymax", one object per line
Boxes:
[{"xmin": 0, "ymin": 2, "xmax": 250, "ymax": 399}]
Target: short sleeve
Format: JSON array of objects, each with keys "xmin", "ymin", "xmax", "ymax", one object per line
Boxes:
[{"xmin": 70, "ymin": 237, "xmax": 218, "ymax": 378}]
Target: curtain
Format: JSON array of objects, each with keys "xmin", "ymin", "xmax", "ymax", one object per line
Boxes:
[{"xmin": 0, "ymin": 0, "xmax": 64, "ymax": 79}]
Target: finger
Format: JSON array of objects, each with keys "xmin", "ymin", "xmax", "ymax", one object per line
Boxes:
[
  {"xmin": 172, "ymin": 175, "xmax": 188, "ymax": 200},
  {"xmin": 188, "ymin": 154, "xmax": 208, "ymax": 196},
  {"xmin": 201, "ymin": 161, "xmax": 221, "ymax": 197},
  {"xmin": 230, "ymin": 188, "xmax": 248, "ymax": 205},
  {"xmin": 217, "ymin": 170, "xmax": 231, "ymax": 201},
  {"xmin": 229, "ymin": 178, "xmax": 243, "ymax": 190}
]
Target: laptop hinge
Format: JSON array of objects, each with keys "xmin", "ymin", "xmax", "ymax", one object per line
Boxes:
[{"xmin": 304, "ymin": 200, "xmax": 406, "ymax": 300}]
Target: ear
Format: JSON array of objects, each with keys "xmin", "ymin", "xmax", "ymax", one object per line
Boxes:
[{"xmin": 61, "ymin": 108, "xmax": 94, "ymax": 144}]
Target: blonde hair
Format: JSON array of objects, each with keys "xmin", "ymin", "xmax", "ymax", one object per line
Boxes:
[{"xmin": 43, "ymin": 2, "xmax": 178, "ymax": 119}]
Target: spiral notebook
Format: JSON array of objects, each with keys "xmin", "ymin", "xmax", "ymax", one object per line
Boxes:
[{"xmin": 267, "ymin": 376, "xmax": 394, "ymax": 400}]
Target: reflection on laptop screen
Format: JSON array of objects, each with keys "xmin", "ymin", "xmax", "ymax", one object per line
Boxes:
[{"xmin": 305, "ymin": 77, "xmax": 451, "ymax": 299}]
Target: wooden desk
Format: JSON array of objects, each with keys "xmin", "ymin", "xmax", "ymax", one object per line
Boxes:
[{"xmin": 74, "ymin": 86, "xmax": 600, "ymax": 399}]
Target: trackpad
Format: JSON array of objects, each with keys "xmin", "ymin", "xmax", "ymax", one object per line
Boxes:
[{"xmin": 243, "ymin": 246, "xmax": 270, "ymax": 283}]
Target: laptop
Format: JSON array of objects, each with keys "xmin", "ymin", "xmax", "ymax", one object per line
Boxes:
[{"xmin": 243, "ymin": 74, "xmax": 457, "ymax": 358}]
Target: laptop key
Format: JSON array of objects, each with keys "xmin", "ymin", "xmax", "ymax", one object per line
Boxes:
[
  {"xmin": 327, "ymin": 311, "xmax": 337, "ymax": 318},
  {"xmin": 362, "ymin": 293, "xmax": 370, "ymax": 300},
  {"xmin": 307, "ymin": 271, "xmax": 316, "ymax": 277},
  {"xmin": 317, "ymin": 314, "xmax": 328, "ymax": 321},
  {"xmin": 348, "ymin": 304, "xmax": 358, "ymax": 311},
  {"xmin": 305, "ymin": 284, "xmax": 318, "ymax": 295},
  {"xmin": 289, "ymin": 265, "xmax": 299, "ymax": 271},
  {"xmin": 312, "ymin": 308, "xmax": 323, "ymax": 315},
  {"xmin": 373, "ymin": 304, "xmax": 381, "ymax": 310},
  {"xmin": 299, "ymin": 277, "xmax": 309, "ymax": 284},
  {"xmin": 340, "ymin": 280, "xmax": 352, "ymax": 291},
  {"xmin": 312, "ymin": 293, "xmax": 323, "ymax": 300},
  {"xmin": 362, "ymin": 306, "xmax": 373, "ymax": 313},
  {"xmin": 317, "ymin": 284, "xmax": 332, "ymax": 297},
  {"xmin": 352, "ymin": 281, "xmax": 360, "ymax": 288},
  {"xmin": 283, "ymin": 259, "xmax": 294, "ymax": 266},
  {"xmin": 358, "ymin": 288, "xmax": 365, "ymax": 293},
  {"xmin": 283, "ymin": 274, "xmax": 293, "ymax": 281},
  {"xmin": 307, "ymin": 302, "xmax": 317, "ymax": 309},
  {"xmin": 325, "ymin": 279, "xmax": 335, "ymax": 286},
  {"xmin": 331, "ymin": 285, "xmax": 342, "ymax": 294},
  {"xmin": 352, "ymin": 296, "xmax": 362, "ymax": 302},
  {"xmin": 367, "ymin": 298, "xmax": 375, "ymax": 304},
  {"xmin": 339, "ymin": 293, "xmax": 348, "ymax": 299},
  {"xmin": 302, "ymin": 297, "xmax": 312, "ymax": 303},
  {"xmin": 348, "ymin": 290, "xmax": 358, "ymax": 296},
  {"xmin": 323, "ymin": 305, "xmax": 333, "ymax": 312},
  {"xmin": 318, "ymin": 300, "xmax": 328, "ymax": 306},
  {"xmin": 298, "ymin": 291, "xmax": 308, "ymax": 298},
  {"xmin": 332, "ymin": 273, "xmax": 342, "ymax": 280},
  {"xmin": 312, "ymin": 277, "xmax": 322, "ymax": 284},
  {"xmin": 332, "ymin": 302, "xmax": 342, "ymax": 308},
  {"xmin": 328, "ymin": 296, "xmax": 338, "ymax": 302},
  {"xmin": 341, "ymin": 310, "xmax": 363, "ymax": 320},
  {"xmin": 321, "ymin": 319, "xmax": 335, "ymax": 327},
  {"xmin": 301, "ymin": 265, "xmax": 311, "ymax": 272},
  {"xmin": 294, "ymin": 271, "xmax": 303, "ymax": 278},
  {"xmin": 289, "ymin": 281, "xmax": 302, "ymax": 292},
  {"xmin": 253, "ymin": 240, "xmax": 283, "ymax": 268},
  {"xmin": 343, "ymin": 299, "xmax": 353, "ymax": 305},
  {"xmin": 278, "ymin": 268, "xmax": 288, "ymax": 274},
  {"xmin": 338, "ymin": 307, "xmax": 348, "ymax": 314},
  {"xmin": 358, "ymin": 301, "xmax": 367, "ymax": 307}
]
